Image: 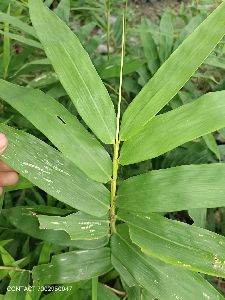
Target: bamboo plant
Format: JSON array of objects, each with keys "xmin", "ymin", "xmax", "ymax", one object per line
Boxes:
[{"xmin": 1, "ymin": 0, "xmax": 225, "ymax": 298}]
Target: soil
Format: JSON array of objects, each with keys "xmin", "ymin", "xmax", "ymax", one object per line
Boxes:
[{"xmin": 130, "ymin": 0, "xmax": 191, "ymax": 23}]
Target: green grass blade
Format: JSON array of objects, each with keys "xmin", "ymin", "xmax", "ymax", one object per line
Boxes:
[
  {"xmin": 120, "ymin": 1, "xmax": 225, "ymax": 140},
  {"xmin": 120, "ymin": 91, "xmax": 225, "ymax": 165},
  {"xmin": 117, "ymin": 164, "xmax": 225, "ymax": 213},
  {"xmin": 32, "ymin": 248, "xmax": 111, "ymax": 284},
  {"xmin": 0, "ymin": 124, "xmax": 110, "ymax": 217},
  {"xmin": 37, "ymin": 212, "xmax": 109, "ymax": 240},
  {"xmin": 0, "ymin": 12, "xmax": 36, "ymax": 37},
  {"xmin": 2, "ymin": 6, "xmax": 10, "ymax": 80},
  {"xmin": 159, "ymin": 9, "xmax": 173, "ymax": 63},
  {"xmin": 0, "ymin": 80, "xmax": 112, "ymax": 183},
  {"xmin": 29, "ymin": 0, "xmax": 116, "ymax": 144},
  {"xmin": 111, "ymin": 225, "xmax": 223, "ymax": 300},
  {"xmin": 140, "ymin": 17, "xmax": 159, "ymax": 75},
  {"xmin": 119, "ymin": 210, "xmax": 225, "ymax": 278},
  {"xmin": 0, "ymin": 30, "xmax": 42, "ymax": 49}
]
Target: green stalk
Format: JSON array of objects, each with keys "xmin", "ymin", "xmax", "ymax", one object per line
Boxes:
[
  {"xmin": 92, "ymin": 277, "xmax": 98, "ymax": 300},
  {"xmin": 110, "ymin": 13, "xmax": 125, "ymax": 234},
  {"xmin": 106, "ymin": 0, "xmax": 110, "ymax": 60},
  {"xmin": 3, "ymin": 5, "xmax": 11, "ymax": 79}
]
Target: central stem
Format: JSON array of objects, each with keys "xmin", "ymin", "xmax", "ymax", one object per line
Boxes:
[
  {"xmin": 110, "ymin": 140, "xmax": 120, "ymax": 234},
  {"xmin": 110, "ymin": 13, "xmax": 125, "ymax": 234}
]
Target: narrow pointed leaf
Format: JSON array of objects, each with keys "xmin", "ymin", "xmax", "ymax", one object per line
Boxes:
[
  {"xmin": 0, "ymin": 124, "xmax": 110, "ymax": 217},
  {"xmin": 119, "ymin": 210, "xmax": 225, "ymax": 278},
  {"xmin": 0, "ymin": 12, "xmax": 36, "ymax": 37},
  {"xmin": 140, "ymin": 18, "xmax": 159, "ymax": 75},
  {"xmin": 120, "ymin": 91, "xmax": 225, "ymax": 165},
  {"xmin": 29, "ymin": 0, "xmax": 116, "ymax": 144},
  {"xmin": 111, "ymin": 226, "xmax": 223, "ymax": 300},
  {"xmin": 54, "ymin": 0, "xmax": 70, "ymax": 24},
  {"xmin": 0, "ymin": 80, "xmax": 112, "ymax": 183},
  {"xmin": 120, "ymin": 1, "xmax": 225, "ymax": 140},
  {"xmin": 0, "ymin": 30, "xmax": 42, "ymax": 49},
  {"xmin": 174, "ymin": 14, "xmax": 205, "ymax": 49},
  {"xmin": 2, "ymin": 206, "xmax": 108, "ymax": 249},
  {"xmin": 159, "ymin": 10, "xmax": 173, "ymax": 63},
  {"xmin": 3, "ymin": 6, "xmax": 10, "ymax": 79},
  {"xmin": 37, "ymin": 211, "xmax": 109, "ymax": 240},
  {"xmin": 117, "ymin": 164, "xmax": 225, "ymax": 213},
  {"xmin": 33, "ymin": 248, "xmax": 111, "ymax": 284}
]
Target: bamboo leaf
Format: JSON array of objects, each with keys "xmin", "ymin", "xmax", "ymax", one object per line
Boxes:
[
  {"xmin": 54, "ymin": 0, "xmax": 70, "ymax": 24},
  {"xmin": 119, "ymin": 210, "xmax": 225, "ymax": 278},
  {"xmin": 117, "ymin": 164, "xmax": 225, "ymax": 213},
  {"xmin": 2, "ymin": 206, "xmax": 108, "ymax": 249},
  {"xmin": 174, "ymin": 14, "xmax": 205, "ymax": 49},
  {"xmin": 37, "ymin": 211, "xmax": 109, "ymax": 240},
  {"xmin": 0, "ymin": 80, "xmax": 112, "ymax": 183},
  {"xmin": 120, "ymin": 91, "xmax": 225, "ymax": 165},
  {"xmin": 29, "ymin": 0, "xmax": 116, "ymax": 144},
  {"xmin": 32, "ymin": 248, "xmax": 111, "ymax": 284},
  {"xmin": 120, "ymin": 1, "xmax": 225, "ymax": 140},
  {"xmin": 0, "ymin": 30, "xmax": 42, "ymax": 49},
  {"xmin": 203, "ymin": 133, "xmax": 221, "ymax": 160},
  {"xmin": 2, "ymin": 5, "xmax": 10, "ymax": 79},
  {"xmin": 111, "ymin": 225, "xmax": 223, "ymax": 300},
  {"xmin": 140, "ymin": 17, "xmax": 159, "ymax": 75},
  {"xmin": 0, "ymin": 124, "xmax": 110, "ymax": 217},
  {"xmin": 159, "ymin": 10, "xmax": 173, "ymax": 63},
  {"xmin": 0, "ymin": 12, "xmax": 36, "ymax": 37}
]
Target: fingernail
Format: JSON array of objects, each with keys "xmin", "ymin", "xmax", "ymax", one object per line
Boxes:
[{"xmin": 0, "ymin": 133, "xmax": 7, "ymax": 150}]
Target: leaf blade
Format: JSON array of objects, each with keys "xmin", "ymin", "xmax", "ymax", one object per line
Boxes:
[
  {"xmin": 120, "ymin": 1, "xmax": 225, "ymax": 140},
  {"xmin": 29, "ymin": 0, "xmax": 116, "ymax": 144},
  {"xmin": 0, "ymin": 80, "xmax": 112, "ymax": 183},
  {"xmin": 119, "ymin": 210, "xmax": 225, "ymax": 278},
  {"xmin": 120, "ymin": 91, "xmax": 225, "ymax": 165},
  {"xmin": 0, "ymin": 124, "xmax": 110, "ymax": 217},
  {"xmin": 111, "ymin": 225, "xmax": 223, "ymax": 300},
  {"xmin": 117, "ymin": 164, "xmax": 225, "ymax": 213},
  {"xmin": 37, "ymin": 211, "xmax": 109, "ymax": 240},
  {"xmin": 33, "ymin": 248, "xmax": 111, "ymax": 284}
]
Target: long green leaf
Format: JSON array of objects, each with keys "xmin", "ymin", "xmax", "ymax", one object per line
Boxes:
[
  {"xmin": 33, "ymin": 248, "xmax": 111, "ymax": 284},
  {"xmin": 37, "ymin": 211, "xmax": 109, "ymax": 240},
  {"xmin": 54, "ymin": 0, "xmax": 70, "ymax": 24},
  {"xmin": 159, "ymin": 10, "xmax": 173, "ymax": 63},
  {"xmin": 119, "ymin": 210, "xmax": 225, "ymax": 278},
  {"xmin": 120, "ymin": 91, "xmax": 225, "ymax": 165},
  {"xmin": 120, "ymin": 1, "xmax": 225, "ymax": 140},
  {"xmin": 0, "ymin": 80, "xmax": 112, "ymax": 183},
  {"xmin": 2, "ymin": 206, "xmax": 108, "ymax": 249},
  {"xmin": 111, "ymin": 225, "xmax": 223, "ymax": 300},
  {"xmin": 0, "ymin": 124, "xmax": 110, "ymax": 217},
  {"xmin": 117, "ymin": 164, "xmax": 225, "ymax": 213},
  {"xmin": 3, "ymin": 6, "xmax": 10, "ymax": 79},
  {"xmin": 0, "ymin": 30, "xmax": 42, "ymax": 49},
  {"xmin": 174, "ymin": 14, "xmax": 205, "ymax": 49},
  {"xmin": 29, "ymin": 0, "xmax": 116, "ymax": 144},
  {"xmin": 0, "ymin": 12, "xmax": 36, "ymax": 37},
  {"xmin": 140, "ymin": 17, "xmax": 159, "ymax": 75}
]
